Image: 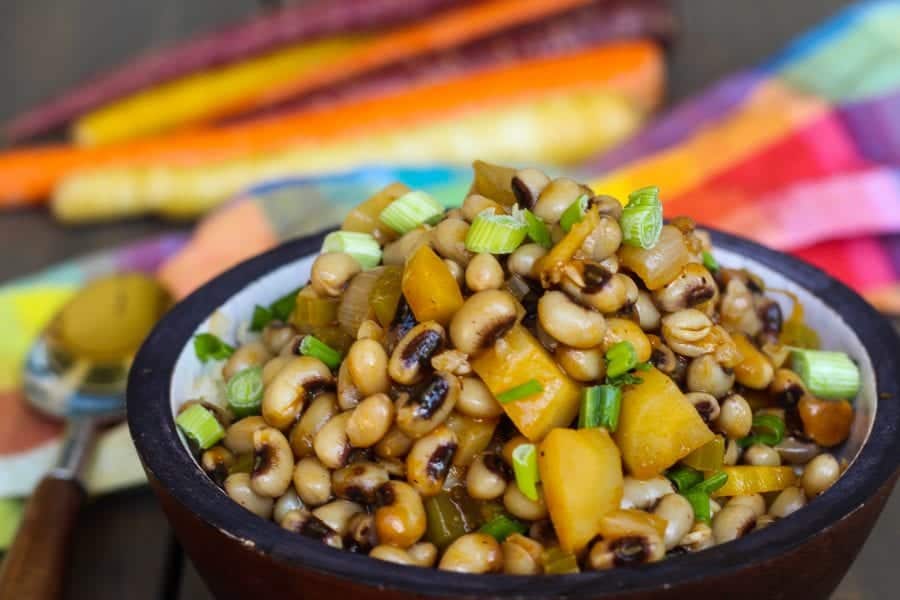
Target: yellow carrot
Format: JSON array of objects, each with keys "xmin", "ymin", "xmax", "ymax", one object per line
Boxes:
[
  {"xmin": 52, "ymin": 89, "xmax": 645, "ymax": 222},
  {"xmin": 73, "ymin": 36, "xmax": 370, "ymax": 146}
]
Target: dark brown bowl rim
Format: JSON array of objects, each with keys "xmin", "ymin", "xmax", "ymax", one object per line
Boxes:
[{"xmin": 128, "ymin": 227, "xmax": 900, "ymax": 597}]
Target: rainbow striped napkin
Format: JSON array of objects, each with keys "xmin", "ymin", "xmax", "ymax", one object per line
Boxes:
[{"xmin": 1, "ymin": 0, "xmax": 898, "ymax": 546}]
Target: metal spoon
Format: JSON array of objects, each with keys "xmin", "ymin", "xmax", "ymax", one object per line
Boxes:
[{"xmin": 0, "ymin": 273, "xmax": 169, "ymax": 600}]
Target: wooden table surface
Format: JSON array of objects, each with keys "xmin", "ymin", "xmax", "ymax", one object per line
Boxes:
[{"xmin": 1, "ymin": 1, "xmax": 897, "ymax": 598}]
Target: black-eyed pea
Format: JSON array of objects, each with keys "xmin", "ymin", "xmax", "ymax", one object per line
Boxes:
[
  {"xmin": 569, "ymin": 269, "xmax": 630, "ymax": 315},
  {"xmin": 369, "ymin": 545, "xmax": 415, "ymax": 565},
  {"xmin": 511, "ymin": 168, "xmax": 550, "ymax": 209},
  {"xmin": 313, "ymin": 412, "xmax": 352, "ymax": 469},
  {"xmin": 346, "ymin": 339, "xmax": 390, "ymax": 397},
  {"xmin": 466, "ymin": 453, "xmax": 509, "ymax": 500},
  {"xmin": 407, "ymin": 542, "xmax": 439, "ymax": 568},
  {"xmin": 278, "ymin": 333, "xmax": 303, "ymax": 357},
  {"xmin": 554, "ymin": 346, "xmax": 605, "ymax": 383},
  {"xmin": 438, "ymin": 533, "xmax": 503, "ymax": 573},
  {"xmin": 653, "ymin": 493, "xmax": 695, "ymax": 550},
  {"xmin": 801, "ymin": 453, "xmax": 840, "ymax": 498},
  {"xmin": 406, "ymin": 426, "xmax": 458, "ymax": 497},
  {"xmin": 769, "ymin": 368, "xmax": 808, "ymax": 406},
  {"xmin": 652, "ymin": 263, "xmax": 717, "ymax": 313},
  {"xmin": 223, "ymin": 341, "xmax": 271, "ymax": 381},
  {"xmin": 501, "ymin": 533, "xmax": 543, "ymax": 575},
  {"xmin": 346, "ymin": 393, "xmax": 394, "ymax": 448},
  {"xmin": 679, "ymin": 522, "xmax": 713, "ymax": 552},
  {"xmin": 457, "ymin": 376, "xmax": 503, "ymax": 419},
  {"xmin": 538, "ymin": 291, "xmax": 606, "ymax": 349},
  {"xmin": 374, "ymin": 481, "xmax": 427, "ymax": 548},
  {"xmin": 533, "ymin": 177, "xmax": 584, "ymax": 224},
  {"xmin": 262, "ymin": 356, "xmax": 333, "ymax": 430},
  {"xmin": 224, "ymin": 416, "xmax": 268, "ymax": 455},
  {"xmin": 723, "ymin": 438, "xmax": 741, "ymax": 466},
  {"xmin": 501, "ymin": 435, "xmax": 531, "ymax": 467},
  {"xmin": 449, "ymin": 290, "xmax": 520, "ymax": 355},
  {"xmin": 432, "ymin": 218, "xmax": 472, "ymax": 265},
  {"xmin": 732, "ymin": 333, "xmax": 774, "ymax": 389},
  {"xmin": 711, "ymin": 505, "xmax": 757, "ymax": 544},
  {"xmin": 461, "ymin": 194, "xmax": 505, "ymax": 222},
  {"xmin": 281, "ymin": 510, "xmax": 342, "ymax": 549},
  {"xmin": 262, "ymin": 321, "xmax": 298, "ymax": 355},
  {"xmin": 591, "ymin": 194, "xmax": 624, "ymax": 220},
  {"xmin": 603, "ymin": 318, "xmax": 651, "ymax": 362},
  {"xmin": 395, "ymin": 372, "xmax": 459, "ymax": 439},
  {"xmin": 311, "ymin": 252, "xmax": 360, "ymax": 297},
  {"xmin": 273, "ymin": 488, "xmax": 304, "ymax": 525},
  {"xmin": 262, "ymin": 356, "xmax": 290, "ymax": 386},
  {"xmin": 288, "ymin": 393, "xmax": 338, "ymax": 459},
  {"xmin": 685, "ymin": 392, "xmax": 720, "ymax": 425},
  {"xmin": 348, "ymin": 513, "xmax": 377, "ymax": 552},
  {"xmin": 466, "ymin": 253, "xmax": 504, "ymax": 292},
  {"xmin": 508, "ymin": 244, "xmax": 547, "ymax": 279},
  {"xmin": 581, "ymin": 215, "xmax": 622, "ymax": 261},
  {"xmin": 755, "ymin": 514, "xmax": 777, "ymax": 530},
  {"xmin": 332, "ymin": 461, "xmax": 389, "ymax": 504},
  {"xmin": 250, "ymin": 427, "xmax": 295, "ymax": 497},
  {"xmin": 588, "ymin": 531, "xmax": 665, "ymax": 570},
  {"xmin": 774, "ymin": 436, "xmax": 820, "ymax": 465},
  {"xmin": 661, "ymin": 309, "xmax": 713, "ymax": 357},
  {"xmin": 337, "ymin": 360, "xmax": 363, "ymax": 411},
  {"xmin": 444, "ymin": 259, "xmax": 464, "ymax": 285},
  {"xmin": 224, "ymin": 472, "xmax": 273, "ymax": 519},
  {"xmin": 716, "ymin": 394, "xmax": 753, "ymax": 439},
  {"xmin": 633, "ymin": 290, "xmax": 662, "ymax": 331},
  {"xmin": 648, "ymin": 335, "xmax": 678, "ymax": 375},
  {"xmin": 312, "ymin": 499, "xmax": 364, "ymax": 537},
  {"xmin": 430, "ymin": 349, "xmax": 471, "ymax": 376},
  {"xmin": 620, "ymin": 476, "xmax": 675, "ymax": 510},
  {"xmin": 201, "ymin": 446, "xmax": 234, "ymax": 486},
  {"xmin": 503, "ymin": 484, "xmax": 547, "ymax": 521},
  {"xmin": 356, "ymin": 319, "xmax": 384, "ymax": 341},
  {"xmin": 769, "ymin": 486, "xmax": 807, "ymax": 518},
  {"xmin": 389, "ymin": 321, "xmax": 445, "ymax": 385},
  {"xmin": 726, "ymin": 494, "xmax": 766, "ymax": 519},
  {"xmin": 293, "ymin": 456, "xmax": 333, "ymax": 506},
  {"xmin": 743, "ymin": 444, "xmax": 781, "ymax": 466},
  {"xmin": 382, "ymin": 228, "xmax": 432, "ymax": 266},
  {"xmin": 375, "ymin": 426, "xmax": 414, "ymax": 459},
  {"xmin": 687, "ymin": 355, "xmax": 735, "ymax": 398}
]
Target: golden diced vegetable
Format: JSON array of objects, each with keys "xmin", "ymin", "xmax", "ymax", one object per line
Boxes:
[
  {"xmin": 471, "ymin": 325, "xmax": 582, "ymax": 441},
  {"xmin": 712, "ymin": 466, "xmax": 797, "ymax": 498},
  {"xmin": 614, "ymin": 367, "xmax": 714, "ymax": 478},
  {"xmin": 732, "ymin": 333, "xmax": 774, "ymax": 389},
  {"xmin": 342, "ymin": 182, "xmax": 409, "ymax": 244},
  {"xmin": 681, "ymin": 436, "xmax": 725, "ymax": 472},
  {"xmin": 470, "ymin": 160, "xmax": 518, "ymax": 206},
  {"xmin": 401, "ymin": 245, "xmax": 464, "ymax": 326},
  {"xmin": 444, "ymin": 413, "xmax": 498, "ymax": 467},
  {"xmin": 290, "ymin": 288, "xmax": 339, "ymax": 332},
  {"xmin": 539, "ymin": 428, "xmax": 623, "ymax": 554},
  {"xmin": 535, "ymin": 208, "xmax": 599, "ymax": 286},
  {"xmin": 618, "ymin": 225, "xmax": 689, "ymax": 290},
  {"xmin": 369, "ymin": 265, "xmax": 404, "ymax": 327}
]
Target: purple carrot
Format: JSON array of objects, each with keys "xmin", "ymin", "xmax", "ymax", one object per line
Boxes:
[
  {"xmin": 234, "ymin": 0, "xmax": 675, "ymax": 122},
  {"xmin": 5, "ymin": 0, "xmax": 464, "ymax": 143}
]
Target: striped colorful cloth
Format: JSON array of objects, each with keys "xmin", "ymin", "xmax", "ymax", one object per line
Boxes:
[{"xmin": 1, "ymin": 0, "xmax": 898, "ymax": 546}]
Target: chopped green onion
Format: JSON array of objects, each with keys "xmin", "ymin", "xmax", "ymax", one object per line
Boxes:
[
  {"xmin": 791, "ymin": 349, "xmax": 861, "ymax": 400},
  {"xmin": 193, "ymin": 333, "xmax": 234, "ymax": 363},
  {"xmin": 682, "ymin": 489, "xmax": 711, "ymax": 523},
  {"xmin": 249, "ymin": 287, "xmax": 301, "ymax": 331},
  {"xmin": 541, "ymin": 547, "xmax": 580, "ymax": 574},
  {"xmin": 702, "ymin": 251, "xmax": 719, "ymax": 272},
  {"xmin": 605, "ymin": 341, "xmax": 637, "ymax": 379},
  {"xmin": 620, "ymin": 186, "xmax": 662, "ymax": 249},
  {"xmin": 667, "ymin": 466, "xmax": 704, "ymax": 492},
  {"xmin": 250, "ymin": 305, "xmax": 274, "ymax": 331},
  {"xmin": 496, "ymin": 379, "xmax": 544, "ymax": 404},
  {"xmin": 379, "ymin": 190, "xmax": 444, "ymax": 234},
  {"xmin": 176, "ymin": 404, "xmax": 225, "ymax": 449},
  {"xmin": 559, "ymin": 194, "xmax": 590, "ymax": 232},
  {"xmin": 322, "ymin": 231, "xmax": 383, "ymax": 269},
  {"xmin": 465, "ymin": 212, "xmax": 527, "ymax": 254},
  {"xmin": 298, "ymin": 335, "xmax": 342, "ymax": 369},
  {"xmin": 512, "ymin": 443, "xmax": 540, "ymax": 502},
  {"xmin": 579, "ymin": 385, "xmax": 622, "ymax": 432},
  {"xmin": 688, "ymin": 471, "xmax": 728, "ymax": 496},
  {"xmin": 522, "ymin": 208, "xmax": 552, "ymax": 248},
  {"xmin": 738, "ymin": 414, "xmax": 786, "ymax": 448},
  {"xmin": 226, "ymin": 367, "xmax": 264, "ymax": 418},
  {"xmin": 479, "ymin": 514, "xmax": 528, "ymax": 542}
]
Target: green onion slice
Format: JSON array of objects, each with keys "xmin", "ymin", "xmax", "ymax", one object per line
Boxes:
[
  {"xmin": 620, "ymin": 186, "xmax": 662, "ymax": 249},
  {"xmin": 298, "ymin": 335, "xmax": 343, "ymax": 369},
  {"xmin": 702, "ymin": 251, "xmax": 719, "ymax": 272},
  {"xmin": 522, "ymin": 209, "xmax": 552, "ymax": 248},
  {"xmin": 226, "ymin": 367, "xmax": 264, "ymax": 418},
  {"xmin": 688, "ymin": 471, "xmax": 729, "ymax": 496},
  {"xmin": 465, "ymin": 212, "xmax": 528, "ymax": 254},
  {"xmin": 379, "ymin": 190, "xmax": 444, "ymax": 234},
  {"xmin": 175, "ymin": 404, "xmax": 225, "ymax": 450},
  {"xmin": 250, "ymin": 305, "xmax": 274, "ymax": 332},
  {"xmin": 193, "ymin": 333, "xmax": 234, "ymax": 363},
  {"xmin": 791, "ymin": 349, "xmax": 861, "ymax": 400},
  {"xmin": 667, "ymin": 466, "xmax": 704, "ymax": 492},
  {"xmin": 559, "ymin": 194, "xmax": 590, "ymax": 232},
  {"xmin": 496, "ymin": 379, "xmax": 544, "ymax": 404},
  {"xmin": 738, "ymin": 414, "xmax": 786, "ymax": 448},
  {"xmin": 250, "ymin": 287, "xmax": 301, "ymax": 331},
  {"xmin": 579, "ymin": 385, "xmax": 622, "ymax": 432},
  {"xmin": 605, "ymin": 341, "xmax": 637, "ymax": 379},
  {"xmin": 682, "ymin": 489, "xmax": 711, "ymax": 523},
  {"xmin": 512, "ymin": 443, "xmax": 540, "ymax": 502},
  {"xmin": 479, "ymin": 514, "xmax": 528, "ymax": 542},
  {"xmin": 322, "ymin": 231, "xmax": 383, "ymax": 270}
]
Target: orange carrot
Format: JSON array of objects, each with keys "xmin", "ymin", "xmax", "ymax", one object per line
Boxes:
[{"xmin": 0, "ymin": 42, "xmax": 662, "ymax": 208}]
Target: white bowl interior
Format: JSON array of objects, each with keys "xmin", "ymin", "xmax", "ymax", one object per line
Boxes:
[{"xmin": 169, "ymin": 249, "xmax": 876, "ymax": 465}]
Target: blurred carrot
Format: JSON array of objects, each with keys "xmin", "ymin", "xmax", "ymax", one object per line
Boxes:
[
  {"xmin": 73, "ymin": 0, "xmax": 592, "ymax": 145},
  {"xmin": 5, "ymin": 0, "xmax": 462, "ymax": 142},
  {"xmin": 72, "ymin": 36, "xmax": 370, "ymax": 146},
  {"xmin": 0, "ymin": 42, "xmax": 662, "ymax": 208}
]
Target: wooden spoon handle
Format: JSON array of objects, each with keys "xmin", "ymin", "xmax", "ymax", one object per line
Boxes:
[{"xmin": 0, "ymin": 476, "xmax": 84, "ymax": 600}]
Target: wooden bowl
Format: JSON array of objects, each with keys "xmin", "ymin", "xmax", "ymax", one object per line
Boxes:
[{"xmin": 128, "ymin": 229, "xmax": 899, "ymax": 599}]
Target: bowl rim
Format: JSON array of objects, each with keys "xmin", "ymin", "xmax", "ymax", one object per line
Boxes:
[{"xmin": 128, "ymin": 227, "xmax": 900, "ymax": 597}]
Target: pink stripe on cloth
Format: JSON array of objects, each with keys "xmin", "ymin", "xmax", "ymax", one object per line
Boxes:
[
  {"xmin": 793, "ymin": 236, "xmax": 897, "ymax": 293},
  {"xmin": 716, "ymin": 167, "xmax": 900, "ymax": 251}
]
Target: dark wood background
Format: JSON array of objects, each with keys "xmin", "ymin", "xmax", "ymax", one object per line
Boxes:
[{"xmin": 1, "ymin": 1, "xmax": 896, "ymax": 598}]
